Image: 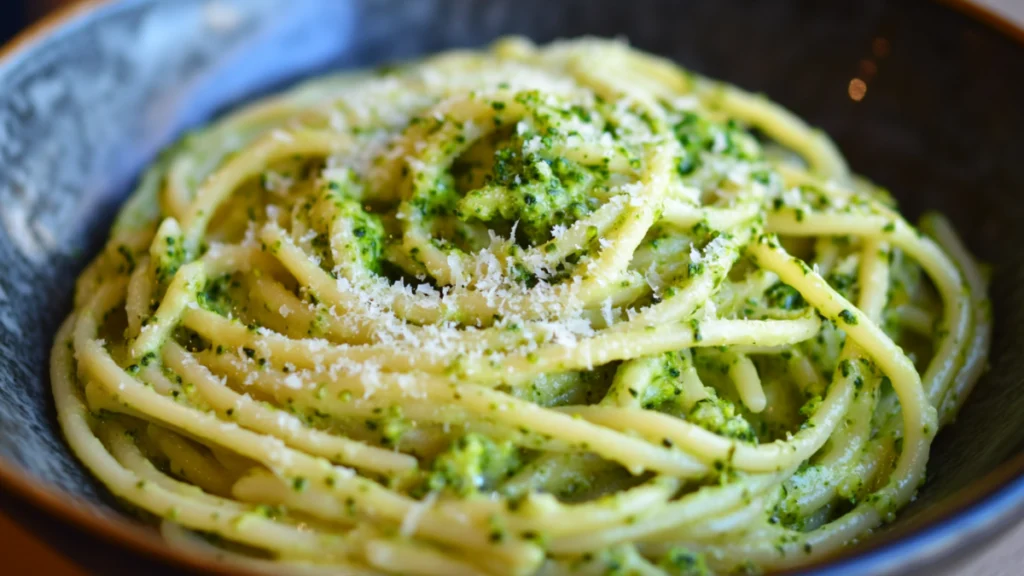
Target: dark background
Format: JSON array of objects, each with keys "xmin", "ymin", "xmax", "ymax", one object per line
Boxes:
[
  {"xmin": 0, "ymin": 3, "xmax": 27, "ymax": 42},
  {"xmin": 1, "ymin": 0, "xmax": 70, "ymax": 44},
  {"xmin": 1, "ymin": 1, "xmax": 1023, "ymax": 575}
]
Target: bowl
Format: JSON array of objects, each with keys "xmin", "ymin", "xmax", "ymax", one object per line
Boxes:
[{"xmin": 1, "ymin": 0, "xmax": 1023, "ymax": 574}]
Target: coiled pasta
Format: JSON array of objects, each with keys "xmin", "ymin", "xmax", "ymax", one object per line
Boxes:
[{"xmin": 52, "ymin": 37, "xmax": 990, "ymax": 575}]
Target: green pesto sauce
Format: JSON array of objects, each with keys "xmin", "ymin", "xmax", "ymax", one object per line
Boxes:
[
  {"xmin": 421, "ymin": 433, "xmax": 522, "ymax": 497},
  {"xmin": 457, "ymin": 142, "xmax": 598, "ymax": 245},
  {"xmin": 673, "ymin": 111, "xmax": 762, "ymax": 176},
  {"xmin": 659, "ymin": 547, "xmax": 712, "ymax": 576},
  {"xmin": 688, "ymin": 391, "xmax": 758, "ymax": 443},
  {"xmin": 325, "ymin": 183, "xmax": 386, "ymax": 274}
]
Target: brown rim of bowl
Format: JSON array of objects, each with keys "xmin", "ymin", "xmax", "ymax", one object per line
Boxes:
[{"xmin": 0, "ymin": 0, "xmax": 1022, "ymax": 574}]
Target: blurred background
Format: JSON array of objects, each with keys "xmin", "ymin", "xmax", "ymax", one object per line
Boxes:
[
  {"xmin": 1, "ymin": 0, "xmax": 1022, "ymax": 44},
  {"xmin": 0, "ymin": 0, "xmax": 69, "ymax": 43},
  {"xmin": 0, "ymin": 0, "xmax": 1022, "ymax": 575}
]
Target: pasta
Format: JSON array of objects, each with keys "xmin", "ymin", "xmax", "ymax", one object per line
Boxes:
[{"xmin": 52, "ymin": 37, "xmax": 991, "ymax": 575}]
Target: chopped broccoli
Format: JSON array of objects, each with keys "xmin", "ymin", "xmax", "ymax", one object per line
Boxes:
[
  {"xmin": 688, "ymin": 390, "xmax": 757, "ymax": 443},
  {"xmin": 425, "ymin": 434, "xmax": 522, "ymax": 496},
  {"xmin": 659, "ymin": 547, "xmax": 711, "ymax": 576},
  {"xmin": 457, "ymin": 142, "xmax": 596, "ymax": 245}
]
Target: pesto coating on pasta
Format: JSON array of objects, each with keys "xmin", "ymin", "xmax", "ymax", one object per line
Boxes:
[{"xmin": 52, "ymin": 37, "xmax": 990, "ymax": 575}]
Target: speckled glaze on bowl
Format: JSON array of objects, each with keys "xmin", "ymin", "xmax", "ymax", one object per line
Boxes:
[{"xmin": 0, "ymin": 0, "xmax": 1022, "ymax": 574}]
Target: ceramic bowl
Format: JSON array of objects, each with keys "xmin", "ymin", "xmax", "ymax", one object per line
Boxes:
[{"xmin": 1, "ymin": 0, "xmax": 1023, "ymax": 573}]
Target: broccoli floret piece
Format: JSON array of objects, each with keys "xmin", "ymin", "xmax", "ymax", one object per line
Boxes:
[
  {"xmin": 659, "ymin": 547, "xmax": 711, "ymax": 576},
  {"xmin": 425, "ymin": 434, "xmax": 521, "ymax": 496},
  {"xmin": 688, "ymin": 390, "xmax": 757, "ymax": 443},
  {"xmin": 457, "ymin": 142, "xmax": 596, "ymax": 245},
  {"xmin": 640, "ymin": 351, "xmax": 690, "ymax": 411}
]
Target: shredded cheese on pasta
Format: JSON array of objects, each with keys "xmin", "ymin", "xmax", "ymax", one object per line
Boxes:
[{"xmin": 52, "ymin": 37, "xmax": 990, "ymax": 575}]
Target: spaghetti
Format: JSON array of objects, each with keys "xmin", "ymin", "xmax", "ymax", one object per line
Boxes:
[{"xmin": 52, "ymin": 37, "xmax": 990, "ymax": 575}]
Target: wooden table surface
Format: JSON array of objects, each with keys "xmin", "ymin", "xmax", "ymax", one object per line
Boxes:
[{"xmin": 1, "ymin": 0, "xmax": 1022, "ymax": 574}]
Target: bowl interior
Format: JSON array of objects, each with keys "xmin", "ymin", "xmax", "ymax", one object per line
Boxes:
[{"xmin": 1, "ymin": 0, "xmax": 1023, "ymax": 572}]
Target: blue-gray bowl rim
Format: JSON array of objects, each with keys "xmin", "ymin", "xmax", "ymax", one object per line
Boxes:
[{"xmin": 0, "ymin": 0, "xmax": 1021, "ymax": 574}]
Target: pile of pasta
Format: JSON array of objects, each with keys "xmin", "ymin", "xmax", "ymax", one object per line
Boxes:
[{"xmin": 53, "ymin": 38, "xmax": 990, "ymax": 575}]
